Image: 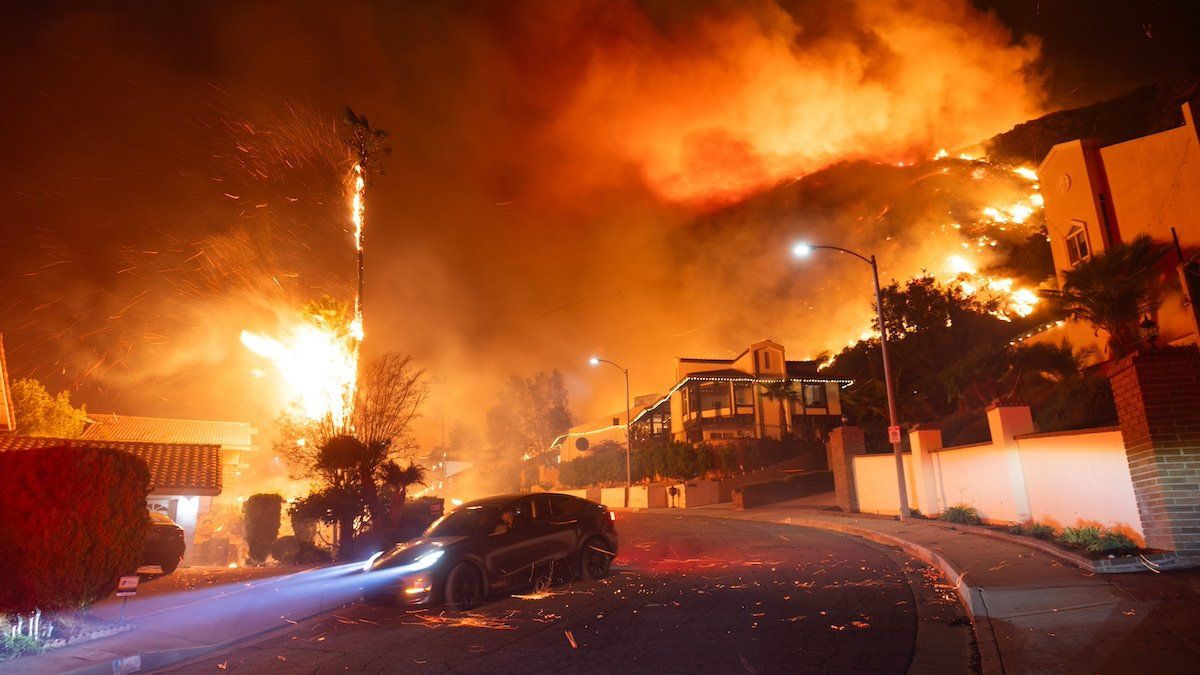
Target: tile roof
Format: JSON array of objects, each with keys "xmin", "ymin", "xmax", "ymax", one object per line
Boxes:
[
  {"xmin": 0, "ymin": 435, "xmax": 222, "ymax": 495},
  {"xmin": 82, "ymin": 413, "xmax": 253, "ymax": 448}
]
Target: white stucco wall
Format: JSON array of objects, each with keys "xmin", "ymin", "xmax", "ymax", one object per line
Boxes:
[
  {"xmin": 1016, "ymin": 429, "xmax": 1143, "ymax": 541},
  {"xmin": 930, "ymin": 442, "xmax": 1026, "ymax": 522},
  {"xmin": 851, "ymin": 421, "xmax": 1145, "ymax": 542},
  {"xmin": 852, "ymin": 453, "xmax": 916, "ymax": 515}
]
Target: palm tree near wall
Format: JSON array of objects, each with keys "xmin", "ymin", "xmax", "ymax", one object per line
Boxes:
[
  {"xmin": 1040, "ymin": 234, "xmax": 1169, "ymax": 359},
  {"xmin": 380, "ymin": 460, "xmax": 427, "ymax": 527},
  {"xmin": 760, "ymin": 380, "xmax": 802, "ymax": 438}
]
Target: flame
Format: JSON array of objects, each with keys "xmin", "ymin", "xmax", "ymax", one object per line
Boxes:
[
  {"xmin": 240, "ymin": 318, "xmax": 359, "ymax": 426},
  {"xmin": 240, "ymin": 161, "xmax": 368, "ymax": 427},
  {"xmin": 351, "ymin": 163, "xmax": 365, "ymax": 252}
]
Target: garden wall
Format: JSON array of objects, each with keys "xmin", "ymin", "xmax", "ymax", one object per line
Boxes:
[{"xmin": 846, "ymin": 404, "xmax": 1144, "ymax": 542}]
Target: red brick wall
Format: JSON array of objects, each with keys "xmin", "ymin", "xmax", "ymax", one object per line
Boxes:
[
  {"xmin": 1107, "ymin": 347, "xmax": 1200, "ymax": 557},
  {"xmin": 828, "ymin": 426, "xmax": 866, "ymax": 513}
]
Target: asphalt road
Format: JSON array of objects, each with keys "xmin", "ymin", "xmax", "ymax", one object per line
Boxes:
[{"xmin": 168, "ymin": 512, "xmax": 968, "ymax": 674}]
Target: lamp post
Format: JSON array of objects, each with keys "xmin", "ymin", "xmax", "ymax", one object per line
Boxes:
[
  {"xmin": 792, "ymin": 243, "xmax": 912, "ymax": 520},
  {"xmin": 589, "ymin": 357, "xmax": 633, "ymax": 503}
]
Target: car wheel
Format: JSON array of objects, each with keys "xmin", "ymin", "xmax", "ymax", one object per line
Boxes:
[
  {"xmin": 159, "ymin": 558, "xmax": 180, "ymax": 575},
  {"xmin": 444, "ymin": 562, "xmax": 485, "ymax": 610},
  {"xmin": 580, "ymin": 538, "xmax": 613, "ymax": 580}
]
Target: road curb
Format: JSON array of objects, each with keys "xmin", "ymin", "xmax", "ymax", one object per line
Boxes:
[
  {"xmin": 67, "ymin": 596, "xmax": 352, "ymax": 675},
  {"xmin": 654, "ymin": 509, "xmax": 1005, "ymax": 674}
]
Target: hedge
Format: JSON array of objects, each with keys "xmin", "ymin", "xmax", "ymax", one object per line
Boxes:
[
  {"xmin": 243, "ymin": 493, "xmax": 284, "ymax": 564},
  {"xmin": 733, "ymin": 471, "xmax": 833, "ymax": 509},
  {"xmin": 0, "ymin": 446, "xmax": 150, "ymax": 613},
  {"xmin": 558, "ymin": 438, "xmax": 825, "ymax": 488}
]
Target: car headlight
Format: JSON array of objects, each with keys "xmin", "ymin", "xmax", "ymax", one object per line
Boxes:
[
  {"xmin": 394, "ymin": 549, "xmax": 445, "ymax": 575},
  {"xmin": 362, "ymin": 550, "xmax": 385, "ymax": 573}
]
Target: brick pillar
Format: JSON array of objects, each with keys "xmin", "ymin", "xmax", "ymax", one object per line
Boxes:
[
  {"xmin": 828, "ymin": 426, "xmax": 866, "ymax": 513},
  {"xmin": 1107, "ymin": 347, "xmax": 1200, "ymax": 559}
]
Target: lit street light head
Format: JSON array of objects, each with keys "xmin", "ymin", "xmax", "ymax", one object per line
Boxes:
[
  {"xmin": 588, "ymin": 357, "xmax": 600, "ymax": 366},
  {"xmin": 792, "ymin": 242, "xmax": 812, "ymax": 258}
]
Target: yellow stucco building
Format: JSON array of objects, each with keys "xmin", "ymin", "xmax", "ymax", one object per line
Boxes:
[{"xmin": 1032, "ymin": 99, "xmax": 1200, "ymax": 357}]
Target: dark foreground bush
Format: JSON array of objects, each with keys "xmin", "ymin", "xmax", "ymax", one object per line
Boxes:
[
  {"xmin": 0, "ymin": 446, "xmax": 150, "ymax": 613},
  {"xmin": 270, "ymin": 535, "xmax": 332, "ymax": 565},
  {"xmin": 243, "ymin": 493, "xmax": 284, "ymax": 564}
]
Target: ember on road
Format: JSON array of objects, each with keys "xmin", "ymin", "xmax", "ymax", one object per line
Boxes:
[{"xmin": 168, "ymin": 513, "xmax": 970, "ymax": 673}]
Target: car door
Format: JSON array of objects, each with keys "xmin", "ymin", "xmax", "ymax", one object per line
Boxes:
[
  {"xmin": 545, "ymin": 495, "xmax": 588, "ymax": 561},
  {"xmin": 485, "ymin": 498, "xmax": 546, "ymax": 585}
]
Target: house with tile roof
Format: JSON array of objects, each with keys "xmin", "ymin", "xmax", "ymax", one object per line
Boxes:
[
  {"xmin": 81, "ymin": 413, "xmax": 255, "ymax": 485},
  {"xmin": 652, "ymin": 340, "xmax": 850, "ymax": 445},
  {"xmin": 0, "ymin": 434, "xmax": 222, "ymax": 561},
  {"xmin": 552, "ymin": 340, "xmax": 852, "ymax": 464}
]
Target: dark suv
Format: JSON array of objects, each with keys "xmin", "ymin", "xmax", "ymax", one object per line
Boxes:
[
  {"xmin": 142, "ymin": 511, "xmax": 186, "ymax": 574},
  {"xmin": 362, "ymin": 492, "xmax": 618, "ymax": 609}
]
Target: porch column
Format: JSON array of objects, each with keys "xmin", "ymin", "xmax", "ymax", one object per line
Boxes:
[
  {"xmin": 1107, "ymin": 347, "xmax": 1200, "ymax": 559},
  {"xmin": 828, "ymin": 426, "xmax": 866, "ymax": 513}
]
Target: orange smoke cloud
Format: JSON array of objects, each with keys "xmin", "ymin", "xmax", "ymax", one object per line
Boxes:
[{"xmin": 557, "ymin": 0, "xmax": 1044, "ymax": 206}]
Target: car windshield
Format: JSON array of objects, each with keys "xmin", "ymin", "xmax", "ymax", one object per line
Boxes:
[{"xmin": 424, "ymin": 504, "xmax": 501, "ymax": 538}]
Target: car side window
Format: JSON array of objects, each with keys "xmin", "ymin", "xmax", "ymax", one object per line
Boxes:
[
  {"xmin": 549, "ymin": 495, "xmax": 584, "ymax": 519},
  {"xmin": 511, "ymin": 499, "xmax": 535, "ymax": 528},
  {"xmin": 529, "ymin": 495, "xmax": 555, "ymax": 522}
]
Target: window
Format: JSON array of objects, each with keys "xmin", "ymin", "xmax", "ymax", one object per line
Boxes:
[
  {"xmin": 803, "ymin": 383, "xmax": 827, "ymax": 407},
  {"xmin": 549, "ymin": 495, "xmax": 586, "ymax": 519},
  {"xmin": 1066, "ymin": 222, "xmax": 1090, "ymax": 265},
  {"xmin": 759, "ymin": 351, "xmax": 771, "ymax": 370}
]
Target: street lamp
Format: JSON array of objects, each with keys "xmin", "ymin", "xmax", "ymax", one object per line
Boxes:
[
  {"xmin": 792, "ymin": 242, "xmax": 912, "ymax": 520},
  {"xmin": 589, "ymin": 357, "xmax": 633, "ymax": 501}
]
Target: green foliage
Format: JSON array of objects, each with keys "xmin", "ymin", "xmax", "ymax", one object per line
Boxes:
[
  {"xmin": 1058, "ymin": 526, "xmax": 1139, "ymax": 554},
  {"xmin": 938, "ymin": 504, "xmax": 983, "ymax": 525},
  {"xmin": 9, "ymin": 378, "xmax": 87, "ymax": 438},
  {"xmin": 486, "ymin": 370, "xmax": 572, "ymax": 459},
  {"xmin": 243, "ymin": 494, "xmax": 284, "ymax": 564},
  {"xmin": 557, "ymin": 438, "xmax": 822, "ymax": 488},
  {"xmin": 1008, "ymin": 520, "xmax": 1056, "ymax": 540},
  {"xmin": 269, "ymin": 535, "xmax": 332, "ymax": 565},
  {"xmin": 0, "ymin": 446, "xmax": 150, "ymax": 613},
  {"xmin": 290, "ymin": 512, "xmax": 317, "ymax": 544},
  {"xmin": 1, "ymin": 632, "xmax": 41, "ymax": 659},
  {"xmin": 270, "ymin": 535, "xmax": 299, "ymax": 563},
  {"xmin": 1039, "ymin": 234, "xmax": 1169, "ymax": 357}
]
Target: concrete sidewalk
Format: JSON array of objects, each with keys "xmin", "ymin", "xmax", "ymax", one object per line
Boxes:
[
  {"xmin": 2, "ymin": 562, "xmax": 366, "ymax": 674},
  {"xmin": 644, "ymin": 499, "xmax": 1200, "ymax": 674}
]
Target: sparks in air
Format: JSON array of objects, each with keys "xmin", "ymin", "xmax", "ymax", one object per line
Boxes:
[
  {"xmin": 240, "ymin": 318, "xmax": 360, "ymax": 426},
  {"xmin": 240, "ymin": 159, "xmax": 369, "ymax": 427}
]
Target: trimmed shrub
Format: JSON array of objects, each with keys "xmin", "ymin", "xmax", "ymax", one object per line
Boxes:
[
  {"xmin": 270, "ymin": 535, "xmax": 300, "ymax": 563},
  {"xmin": 1009, "ymin": 520, "xmax": 1056, "ymax": 541},
  {"xmin": 0, "ymin": 446, "xmax": 150, "ymax": 613},
  {"xmin": 290, "ymin": 512, "xmax": 318, "ymax": 544},
  {"xmin": 938, "ymin": 504, "xmax": 983, "ymax": 525},
  {"xmin": 243, "ymin": 493, "xmax": 284, "ymax": 564},
  {"xmin": 1058, "ymin": 526, "xmax": 1138, "ymax": 554}
]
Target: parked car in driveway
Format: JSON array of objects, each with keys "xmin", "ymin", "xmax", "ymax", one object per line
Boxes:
[
  {"xmin": 142, "ymin": 511, "xmax": 186, "ymax": 574},
  {"xmin": 361, "ymin": 492, "xmax": 619, "ymax": 609}
]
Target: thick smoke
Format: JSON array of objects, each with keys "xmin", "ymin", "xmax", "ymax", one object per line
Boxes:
[
  {"xmin": 0, "ymin": 0, "xmax": 1046, "ymax": 466},
  {"xmin": 552, "ymin": 0, "xmax": 1043, "ymax": 205}
]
